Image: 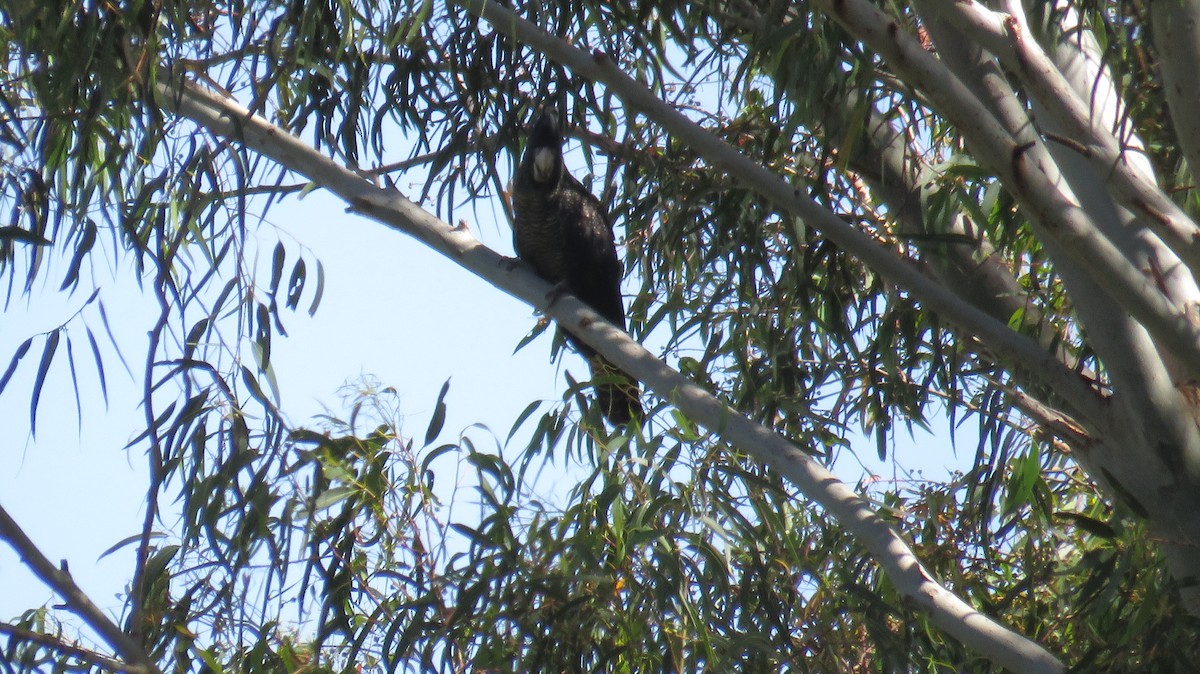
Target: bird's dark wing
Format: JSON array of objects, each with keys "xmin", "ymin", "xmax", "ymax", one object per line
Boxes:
[{"xmin": 558, "ymin": 173, "xmax": 626, "ymax": 331}]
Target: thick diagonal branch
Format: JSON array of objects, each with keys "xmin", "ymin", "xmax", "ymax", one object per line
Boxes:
[
  {"xmin": 155, "ymin": 67, "xmax": 1065, "ymax": 674},
  {"xmin": 0, "ymin": 621, "xmax": 136, "ymax": 673}
]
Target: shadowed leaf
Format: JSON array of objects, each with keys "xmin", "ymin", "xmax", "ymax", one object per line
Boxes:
[
  {"xmin": 0, "ymin": 336, "xmax": 33, "ymax": 397},
  {"xmin": 286, "ymin": 258, "xmax": 306, "ymax": 310},
  {"xmin": 424, "ymin": 379, "xmax": 450, "ymax": 445},
  {"xmin": 30, "ymin": 330, "xmax": 59, "ymax": 438}
]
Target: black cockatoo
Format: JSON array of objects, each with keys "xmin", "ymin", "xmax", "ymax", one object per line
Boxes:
[{"xmin": 511, "ymin": 110, "xmax": 643, "ymax": 425}]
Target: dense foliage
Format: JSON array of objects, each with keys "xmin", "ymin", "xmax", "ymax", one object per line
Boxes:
[{"xmin": 4, "ymin": 0, "xmax": 1200, "ymax": 671}]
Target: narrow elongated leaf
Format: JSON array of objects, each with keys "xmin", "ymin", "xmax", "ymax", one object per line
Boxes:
[
  {"xmin": 184, "ymin": 317, "xmax": 209, "ymax": 359},
  {"xmin": 65, "ymin": 334, "xmax": 82, "ymax": 431},
  {"xmin": 268, "ymin": 240, "xmax": 285, "ymax": 296},
  {"xmin": 308, "ymin": 258, "xmax": 325, "ymax": 316},
  {"xmin": 513, "ymin": 319, "xmax": 551, "ymax": 354},
  {"xmin": 97, "ymin": 300, "xmax": 133, "ymax": 377},
  {"xmin": 0, "ymin": 226, "xmax": 51, "ymax": 246},
  {"xmin": 240, "ymin": 364, "xmax": 273, "ymax": 407},
  {"xmin": 176, "ymin": 391, "xmax": 210, "ymax": 425},
  {"xmin": 84, "ymin": 326, "xmax": 108, "ymax": 407},
  {"xmin": 98, "ymin": 531, "xmax": 165, "ymax": 561},
  {"xmin": 269, "ymin": 297, "xmax": 288, "ymax": 337},
  {"xmin": 0, "ymin": 337, "xmax": 33, "ymax": 396},
  {"xmin": 125, "ymin": 401, "xmax": 178, "ymax": 448},
  {"xmin": 255, "ymin": 303, "xmax": 271, "ymax": 367},
  {"xmin": 30, "ymin": 331, "xmax": 60, "ymax": 437},
  {"xmin": 196, "ymin": 648, "xmax": 225, "ymax": 674},
  {"xmin": 314, "ymin": 485, "xmax": 355, "ymax": 512},
  {"xmin": 506, "ymin": 400, "xmax": 543, "ymax": 443},
  {"xmin": 1054, "ymin": 511, "xmax": 1118, "ymax": 540},
  {"xmin": 286, "ymin": 258, "xmax": 306, "ymax": 309},
  {"xmin": 59, "ymin": 218, "xmax": 97, "ymax": 291},
  {"xmin": 143, "ymin": 544, "xmax": 181, "ymax": 583},
  {"xmin": 424, "ymin": 379, "xmax": 450, "ymax": 446}
]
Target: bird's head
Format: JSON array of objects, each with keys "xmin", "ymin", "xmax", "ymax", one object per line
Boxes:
[{"xmin": 526, "ymin": 109, "xmax": 563, "ymax": 184}]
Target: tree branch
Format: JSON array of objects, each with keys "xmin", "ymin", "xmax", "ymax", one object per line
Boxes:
[
  {"xmin": 813, "ymin": 0, "xmax": 1200, "ymax": 385},
  {"xmin": 848, "ymin": 98, "xmax": 1075, "ymax": 363},
  {"xmin": 927, "ymin": 0, "xmax": 1200, "ymax": 281},
  {"xmin": 153, "ymin": 62, "xmax": 1066, "ymax": 674},
  {"xmin": 0, "ymin": 503, "xmax": 160, "ymax": 674},
  {"xmin": 0, "ymin": 621, "xmax": 137, "ymax": 673},
  {"xmin": 909, "ymin": 0, "xmax": 1200, "ymax": 473}
]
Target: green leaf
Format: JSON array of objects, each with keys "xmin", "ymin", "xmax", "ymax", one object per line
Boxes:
[
  {"xmin": 97, "ymin": 300, "xmax": 133, "ymax": 378},
  {"xmin": 59, "ymin": 218, "xmax": 97, "ymax": 291},
  {"xmin": 98, "ymin": 531, "xmax": 165, "ymax": 561},
  {"xmin": 255, "ymin": 302, "xmax": 271, "ymax": 368},
  {"xmin": 84, "ymin": 327, "xmax": 108, "ymax": 407},
  {"xmin": 314, "ymin": 485, "xmax": 355, "ymax": 512},
  {"xmin": 268, "ymin": 240, "xmax": 286, "ymax": 296},
  {"xmin": 65, "ymin": 334, "xmax": 82, "ymax": 431},
  {"xmin": 30, "ymin": 330, "xmax": 59, "ymax": 438},
  {"xmin": 0, "ymin": 336, "xmax": 33, "ymax": 397},
  {"xmin": 308, "ymin": 258, "xmax": 325, "ymax": 316},
  {"xmin": 184, "ymin": 318, "xmax": 209, "ymax": 359},
  {"xmin": 1002, "ymin": 446, "xmax": 1042, "ymax": 519},
  {"xmin": 403, "ymin": 0, "xmax": 434, "ymax": 44},
  {"xmin": 240, "ymin": 364, "xmax": 273, "ymax": 407},
  {"xmin": 513, "ymin": 319, "xmax": 551, "ymax": 354},
  {"xmin": 506, "ymin": 400, "xmax": 543, "ymax": 443},
  {"xmin": 144, "ymin": 544, "xmax": 181, "ymax": 582},
  {"xmin": 286, "ymin": 258, "xmax": 306, "ymax": 310},
  {"xmin": 1054, "ymin": 511, "xmax": 1118, "ymax": 540},
  {"xmin": 0, "ymin": 225, "xmax": 51, "ymax": 246},
  {"xmin": 424, "ymin": 379, "xmax": 450, "ymax": 446},
  {"xmin": 196, "ymin": 647, "xmax": 225, "ymax": 674}
]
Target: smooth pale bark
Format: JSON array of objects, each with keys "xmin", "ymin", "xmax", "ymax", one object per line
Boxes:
[
  {"xmin": 1153, "ymin": 0, "xmax": 1200, "ymax": 184},
  {"xmin": 929, "ymin": 0, "xmax": 1200, "ymax": 274}
]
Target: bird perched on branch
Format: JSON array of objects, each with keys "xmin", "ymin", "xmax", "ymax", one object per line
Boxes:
[{"xmin": 511, "ymin": 109, "xmax": 643, "ymax": 425}]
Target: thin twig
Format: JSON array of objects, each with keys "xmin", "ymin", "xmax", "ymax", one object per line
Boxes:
[
  {"xmin": 0, "ymin": 503, "xmax": 160, "ymax": 674},
  {"xmin": 0, "ymin": 621, "xmax": 135, "ymax": 673}
]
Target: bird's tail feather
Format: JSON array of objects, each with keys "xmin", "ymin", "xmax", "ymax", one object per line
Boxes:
[{"xmin": 589, "ymin": 355, "xmax": 643, "ymax": 426}]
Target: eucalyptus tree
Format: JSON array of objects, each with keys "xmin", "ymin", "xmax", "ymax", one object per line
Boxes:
[{"xmin": 2, "ymin": 1, "xmax": 1199, "ymax": 672}]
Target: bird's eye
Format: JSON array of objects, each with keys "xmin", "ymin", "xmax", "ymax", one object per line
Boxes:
[{"xmin": 532, "ymin": 147, "xmax": 557, "ymax": 183}]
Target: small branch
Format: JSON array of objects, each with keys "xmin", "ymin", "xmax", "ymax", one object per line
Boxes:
[
  {"xmin": 0, "ymin": 503, "xmax": 160, "ymax": 674},
  {"xmin": 0, "ymin": 621, "xmax": 135, "ymax": 673}
]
